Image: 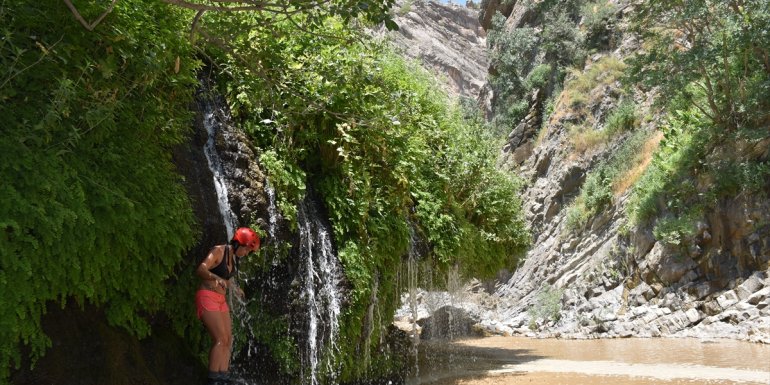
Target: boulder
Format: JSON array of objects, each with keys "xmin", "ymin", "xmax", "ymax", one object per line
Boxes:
[
  {"xmin": 735, "ymin": 273, "xmax": 765, "ymax": 300},
  {"xmin": 419, "ymin": 305, "xmax": 481, "ymax": 340},
  {"xmin": 716, "ymin": 290, "xmax": 739, "ymax": 309}
]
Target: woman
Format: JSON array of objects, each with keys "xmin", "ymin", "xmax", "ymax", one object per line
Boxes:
[{"xmin": 196, "ymin": 227, "xmax": 260, "ymax": 385}]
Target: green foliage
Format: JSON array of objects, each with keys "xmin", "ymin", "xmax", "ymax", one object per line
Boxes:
[
  {"xmin": 487, "ymin": 12, "xmax": 539, "ymax": 133},
  {"xmin": 653, "ymin": 209, "xmax": 702, "ymax": 246},
  {"xmin": 580, "ymin": 0, "xmax": 620, "ymax": 50},
  {"xmin": 604, "ymin": 100, "xmax": 638, "ymax": 136},
  {"xmin": 629, "ymin": 0, "xmax": 770, "ymax": 132},
  {"xmin": 568, "ymin": 99, "xmax": 638, "ymax": 153},
  {"xmin": 0, "ymin": 0, "xmax": 199, "ymax": 380},
  {"xmin": 563, "ymin": 56, "xmax": 626, "ymax": 110},
  {"xmin": 525, "ymin": 63, "xmax": 552, "ymax": 91},
  {"xmin": 540, "ymin": 7, "xmax": 585, "ymax": 66},
  {"xmin": 259, "ymin": 150, "xmax": 306, "ymax": 228},
  {"xmin": 566, "ymin": 128, "xmax": 648, "ymax": 230},
  {"xmin": 205, "ymin": 13, "xmax": 530, "ymax": 381},
  {"xmin": 629, "ymin": 106, "xmax": 770, "ymax": 235},
  {"xmin": 486, "ymin": 0, "xmax": 584, "ymax": 135},
  {"xmin": 165, "ymin": 0, "xmax": 399, "ymax": 31},
  {"xmin": 628, "ymin": 109, "xmax": 709, "ymax": 226},
  {"xmin": 528, "ymin": 284, "xmax": 564, "ymax": 328}
]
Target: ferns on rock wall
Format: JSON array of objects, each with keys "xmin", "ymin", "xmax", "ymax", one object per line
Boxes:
[
  {"xmin": 1, "ymin": 1, "xmax": 530, "ymax": 382},
  {"xmin": 206, "ymin": 13, "xmax": 530, "ymax": 381},
  {"xmin": 0, "ymin": 0, "xmax": 198, "ymax": 379}
]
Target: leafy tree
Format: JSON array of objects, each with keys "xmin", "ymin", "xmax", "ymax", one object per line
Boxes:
[
  {"xmin": 629, "ymin": 0, "xmax": 770, "ymax": 132},
  {"xmin": 160, "ymin": 0, "xmax": 399, "ymax": 35},
  {"xmin": 627, "ymin": 1, "xmax": 770, "ymax": 241},
  {"xmin": 486, "ymin": 0, "xmax": 584, "ymax": 135}
]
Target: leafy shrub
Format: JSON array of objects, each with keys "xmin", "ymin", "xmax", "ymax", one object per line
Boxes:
[
  {"xmin": 0, "ymin": 0, "xmax": 198, "ymax": 379},
  {"xmin": 487, "ymin": 2, "xmax": 584, "ymax": 136},
  {"xmin": 604, "ymin": 101, "xmax": 638, "ymax": 135},
  {"xmin": 208, "ymin": 14, "xmax": 530, "ymax": 381},
  {"xmin": 563, "ymin": 56, "xmax": 626, "ymax": 112},
  {"xmin": 566, "ymin": 129, "xmax": 650, "ymax": 230},
  {"xmin": 628, "ymin": 109, "xmax": 708, "ymax": 226},
  {"xmin": 629, "ymin": 0, "xmax": 770, "ymax": 132},
  {"xmin": 580, "ymin": 0, "xmax": 620, "ymax": 50},
  {"xmin": 528, "ymin": 285, "xmax": 564, "ymax": 327}
]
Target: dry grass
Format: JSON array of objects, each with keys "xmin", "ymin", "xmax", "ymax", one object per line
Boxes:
[
  {"xmin": 549, "ymin": 56, "xmax": 628, "ymax": 155},
  {"xmin": 613, "ymin": 130, "xmax": 664, "ymax": 195},
  {"xmin": 569, "ymin": 122, "xmax": 606, "ymax": 154}
]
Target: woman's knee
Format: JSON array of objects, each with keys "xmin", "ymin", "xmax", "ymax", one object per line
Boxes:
[{"xmin": 213, "ymin": 335, "xmax": 232, "ymax": 348}]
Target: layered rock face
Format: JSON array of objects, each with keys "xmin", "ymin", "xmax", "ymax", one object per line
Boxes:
[
  {"xmin": 479, "ymin": 3, "xmax": 770, "ymax": 343},
  {"xmin": 398, "ymin": 0, "xmax": 770, "ymax": 344},
  {"xmin": 383, "ymin": 0, "xmax": 489, "ymax": 100}
]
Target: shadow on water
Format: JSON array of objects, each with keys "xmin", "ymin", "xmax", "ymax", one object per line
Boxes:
[{"xmin": 409, "ymin": 339, "xmax": 545, "ymax": 385}]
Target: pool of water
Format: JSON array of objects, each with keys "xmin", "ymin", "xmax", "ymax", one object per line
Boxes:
[{"xmin": 409, "ymin": 336, "xmax": 770, "ymax": 385}]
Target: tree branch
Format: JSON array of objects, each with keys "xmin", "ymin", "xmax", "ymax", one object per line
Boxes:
[
  {"xmin": 160, "ymin": 0, "xmax": 265, "ymax": 12},
  {"xmin": 189, "ymin": 9, "xmax": 206, "ymax": 42},
  {"xmin": 63, "ymin": 0, "xmax": 119, "ymax": 31}
]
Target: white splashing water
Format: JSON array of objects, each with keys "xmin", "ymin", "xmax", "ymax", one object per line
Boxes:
[
  {"xmin": 201, "ymin": 99, "xmax": 237, "ymax": 240},
  {"xmin": 298, "ymin": 199, "xmax": 343, "ymax": 385},
  {"xmin": 407, "ymin": 225, "xmax": 420, "ymax": 377},
  {"xmin": 265, "ymin": 182, "xmax": 279, "ymax": 240}
]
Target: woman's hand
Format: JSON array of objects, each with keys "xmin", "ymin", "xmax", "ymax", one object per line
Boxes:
[{"xmin": 232, "ymin": 282, "xmax": 245, "ymax": 299}]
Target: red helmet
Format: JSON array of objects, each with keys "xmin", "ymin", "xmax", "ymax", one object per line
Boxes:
[{"xmin": 233, "ymin": 227, "xmax": 260, "ymax": 250}]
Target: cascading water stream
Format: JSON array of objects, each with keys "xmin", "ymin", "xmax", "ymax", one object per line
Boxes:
[
  {"xmin": 200, "ymin": 92, "xmax": 237, "ymax": 240},
  {"xmin": 297, "ymin": 197, "xmax": 344, "ymax": 385},
  {"xmin": 199, "ymin": 81, "xmax": 256, "ymax": 383},
  {"xmin": 198, "ymin": 78, "xmax": 345, "ymax": 385},
  {"xmin": 407, "ymin": 225, "xmax": 421, "ymax": 377},
  {"xmin": 265, "ymin": 182, "xmax": 279, "ymax": 242}
]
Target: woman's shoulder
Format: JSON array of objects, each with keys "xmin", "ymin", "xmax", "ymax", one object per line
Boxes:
[{"xmin": 207, "ymin": 244, "xmax": 227, "ymax": 260}]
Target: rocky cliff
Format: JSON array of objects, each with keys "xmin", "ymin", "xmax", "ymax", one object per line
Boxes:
[
  {"xmin": 382, "ymin": 0, "xmax": 489, "ymax": 100},
  {"xmin": 400, "ymin": 0, "xmax": 770, "ymax": 344},
  {"xmin": 484, "ymin": 1, "xmax": 770, "ymax": 343}
]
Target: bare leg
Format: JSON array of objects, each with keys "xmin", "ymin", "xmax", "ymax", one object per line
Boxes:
[
  {"xmin": 222, "ymin": 310, "xmax": 233, "ymax": 371},
  {"xmin": 201, "ymin": 310, "xmax": 233, "ymax": 372}
]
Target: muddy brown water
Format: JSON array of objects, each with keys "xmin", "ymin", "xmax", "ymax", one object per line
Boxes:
[{"xmin": 409, "ymin": 336, "xmax": 770, "ymax": 385}]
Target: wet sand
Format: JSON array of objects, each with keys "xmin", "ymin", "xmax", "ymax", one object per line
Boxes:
[{"xmin": 410, "ymin": 336, "xmax": 770, "ymax": 385}]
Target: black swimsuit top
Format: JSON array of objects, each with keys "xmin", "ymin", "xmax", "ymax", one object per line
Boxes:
[{"xmin": 209, "ymin": 246, "xmax": 236, "ymax": 280}]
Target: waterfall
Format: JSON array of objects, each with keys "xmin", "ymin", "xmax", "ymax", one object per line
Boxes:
[
  {"xmin": 407, "ymin": 225, "xmax": 420, "ymax": 377},
  {"xmin": 200, "ymin": 91, "xmax": 237, "ymax": 240},
  {"xmin": 265, "ymin": 182, "xmax": 279, "ymax": 242},
  {"xmin": 297, "ymin": 197, "xmax": 343, "ymax": 385},
  {"xmin": 197, "ymin": 77, "xmax": 345, "ymax": 385}
]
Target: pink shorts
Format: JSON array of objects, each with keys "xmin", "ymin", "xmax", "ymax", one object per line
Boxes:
[{"xmin": 195, "ymin": 289, "xmax": 229, "ymax": 319}]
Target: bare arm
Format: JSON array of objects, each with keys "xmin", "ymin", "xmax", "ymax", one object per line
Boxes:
[{"xmin": 196, "ymin": 246, "xmax": 227, "ymax": 289}]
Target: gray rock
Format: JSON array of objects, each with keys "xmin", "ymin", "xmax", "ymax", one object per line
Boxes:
[
  {"xmin": 691, "ymin": 282, "xmax": 717, "ymax": 300},
  {"xmin": 701, "ymin": 300, "xmax": 723, "ymax": 316},
  {"xmin": 718, "ymin": 310, "xmax": 742, "ymax": 324},
  {"xmin": 644, "ymin": 242, "xmax": 698, "ymax": 284},
  {"xmin": 419, "ymin": 305, "xmax": 481, "ymax": 340},
  {"xmin": 660, "ymin": 292, "xmax": 680, "ymax": 310},
  {"xmin": 630, "ymin": 281, "xmax": 654, "ymax": 301},
  {"xmin": 385, "ymin": 0, "xmax": 488, "ymax": 100},
  {"xmin": 716, "ymin": 290, "xmax": 739, "ymax": 309},
  {"xmin": 685, "ymin": 308, "xmax": 701, "ymax": 324},
  {"xmin": 736, "ymin": 274, "xmax": 764, "ymax": 300}
]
